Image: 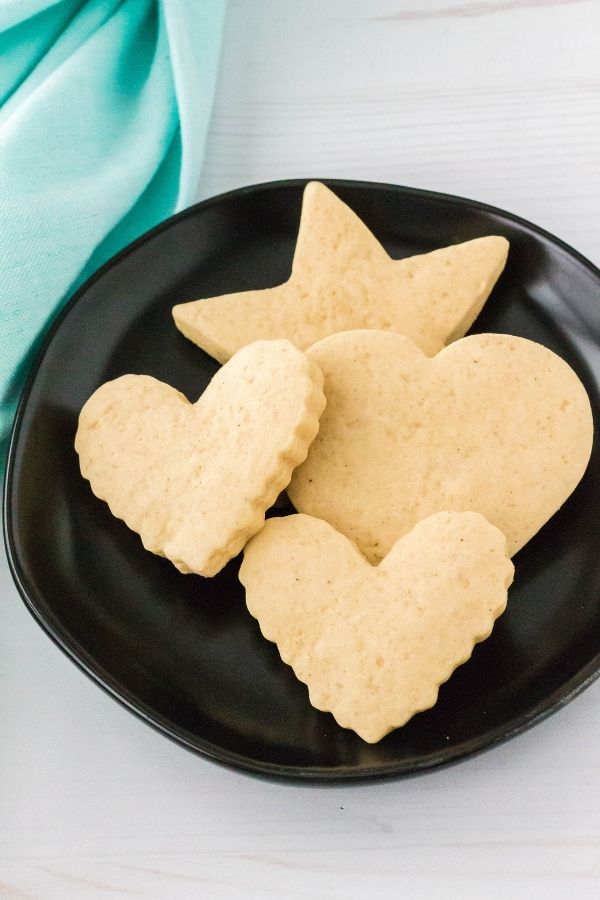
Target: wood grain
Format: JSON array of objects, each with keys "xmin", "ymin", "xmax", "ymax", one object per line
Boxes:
[
  {"xmin": 201, "ymin": 0, "xmax": 600, "ymax": 265},
  {"xmin": 375, "ymin": 0, "xmax": 592, "ymax": 23}
]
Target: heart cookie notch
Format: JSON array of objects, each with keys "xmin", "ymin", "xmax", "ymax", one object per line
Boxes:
[
  {"xmin": 288, "ymin": 330, "xmax": 593, "ymax": 561},
  {"xmin": 240, "ymin": 512, "xmax": 514, "ymax": 743},
  {"xmin": 75, "ymin": 340, "xmax": 325, "ymax": 577},
  {"xmin": 173, "ymin": 181, "xmax": 508, "ymax": 362}
]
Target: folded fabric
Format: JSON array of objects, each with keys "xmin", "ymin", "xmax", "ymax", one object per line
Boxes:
[{"xmin": 0, "ymin": 0, "xmax": 225, "ymax": 468}]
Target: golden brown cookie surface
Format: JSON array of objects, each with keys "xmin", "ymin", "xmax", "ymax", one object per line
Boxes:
[
  {"xmin": 75, "ymin": 340, "xmax": 325, "ymax": 577},
  {"xmin": 240, "ymin": 512, "xmax": 513, "ymax": 743},
  {"xmin": 288, "ymin": 329, "xmax": 593, "ymax": 561},
  {"xmin": 173, "ymin": 182, "xmax": 508, "ymax": 362}
]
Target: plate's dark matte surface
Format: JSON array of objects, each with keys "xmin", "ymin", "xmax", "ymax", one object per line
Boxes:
[{"xmin": 4, "ymin": 180, "xmax": 600, "ymax": 782}]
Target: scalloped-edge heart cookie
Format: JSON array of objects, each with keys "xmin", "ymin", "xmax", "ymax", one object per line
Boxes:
[
  {"xmin": 75, "ymin": 340, "xmax": 325, "ymax": 577},
  {"xmin": 172, "ymin": 181, "xmax": 508, "ymax": 363},
  {"xmin": 288, "ymin": 330, "xmax": 593, "ymax": 562},
  {"xmin": 240, "ymin": 512, "xmax": 514, "ymax": 743}
]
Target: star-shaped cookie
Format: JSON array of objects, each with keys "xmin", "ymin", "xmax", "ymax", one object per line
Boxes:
[{"xmin": 173, "ymin": 181, "xmax": 509, "ymax": 363}]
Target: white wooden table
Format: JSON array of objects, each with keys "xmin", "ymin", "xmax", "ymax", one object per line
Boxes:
[{"xmin": 2, "ymin": 1, "xmax": 600, "ymax": 896}]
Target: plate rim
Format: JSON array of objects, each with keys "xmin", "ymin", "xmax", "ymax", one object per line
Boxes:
[{"xmin": 4, "ymin": 177, "xmax": 600, "ymax": 783}]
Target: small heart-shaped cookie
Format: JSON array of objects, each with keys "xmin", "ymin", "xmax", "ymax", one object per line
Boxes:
[
  {"xmin": 173, "ymin": 181, "xmax": 508, "ymax": 362},
  {"xmin": 240, "ymin": 512, "xmax": 513, "ymax": 742},
  {"xmin": 75, "ymin": 340, "xmax": 325, "ymax": 576},
  {"xmin": 288, "ymin": 330, "xmax": 593, "ymax": 561}
]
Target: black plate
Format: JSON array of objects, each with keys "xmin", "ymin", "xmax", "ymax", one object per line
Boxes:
[{"xmin": 4, "ymin": 180, "xmax": 600, "ymax": 782}]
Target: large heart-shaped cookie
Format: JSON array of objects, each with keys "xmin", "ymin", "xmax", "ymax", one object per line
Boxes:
[
  {"xmin": 240, "ymin": 512, "xmax": 513, "ymax": 742},
  {"xmin": 173, "ymin": 181, "xmax": 508, "ymax": 362},
  {"xmin": 288, "ymin": 330, "xmax": 593, "ymax": 561},
  {"xmin": 75, "ymin": 340, "xmax": 325, "ymax": 577}
]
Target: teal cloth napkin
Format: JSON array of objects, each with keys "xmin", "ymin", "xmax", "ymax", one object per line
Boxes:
[{"xmin": 0, "ymin": 0, "xmax": 225, "ymax": 465}]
